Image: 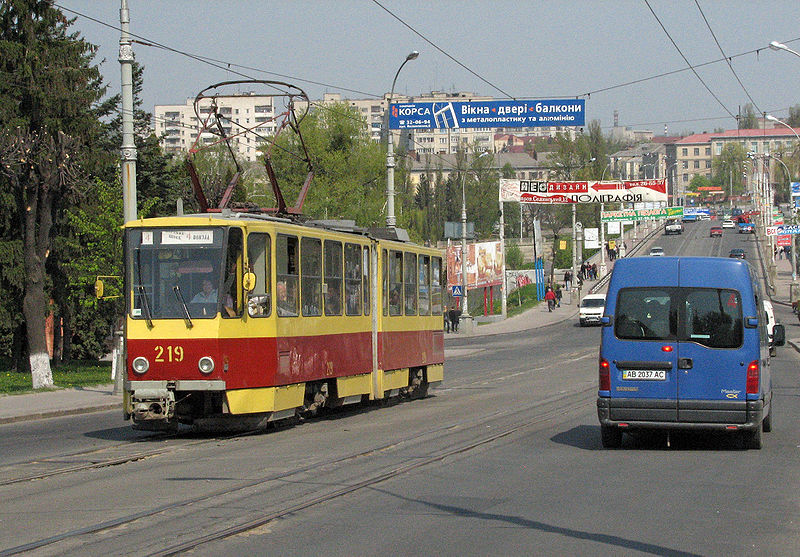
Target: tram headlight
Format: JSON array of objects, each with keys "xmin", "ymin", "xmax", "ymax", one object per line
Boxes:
[
  {"xmin": 198, "ymin": 356, "xmax": 215, "ymax": 375},
  {"xmin": 131, "ymin": 356, "xmax": 149, "ymax": 375}
]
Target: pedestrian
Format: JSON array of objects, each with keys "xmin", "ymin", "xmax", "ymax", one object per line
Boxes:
[
  {"xmin": 544, "ymin": 287, "xmax": 556, "ymax": 312},
  {"xmin": 554, "ymin": 284, "xmax": 562, "ymax": 307},
  {"xmin": 449, "ymin": 305, "xmax": 461, "ymax": 332},
  {"xmin": 591, "ymin": 263, "xmax": 598, "ymax": 280},
  {"xmin": 563, "ymin": 269, "xmax": 572, "ymax": 291},
  {"xmin": 444, "ymin": 306, "xmax": 451, "ymax": 333}
]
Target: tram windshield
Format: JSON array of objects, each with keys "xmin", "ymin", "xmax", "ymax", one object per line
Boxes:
[{"xmin": 127, "ymin": 227, "xmax": 233, "ymax": 320}]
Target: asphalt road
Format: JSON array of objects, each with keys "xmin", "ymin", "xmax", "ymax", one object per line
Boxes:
[{"xmin": 1, "ymin": 221, "xmax": 798, "ymax": 556}]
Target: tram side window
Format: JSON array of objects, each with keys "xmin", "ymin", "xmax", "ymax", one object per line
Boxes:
[
  {"xmin": 418, "ymin": 255, "xmax": 430, "ymax": 315},
  {"xmin": 276, "ymin": 234, "xmax": 299, "ymax": 317},
  {"xmin": 345, "ymin": 243, "xmax": 362, "ymax": 315},
  {"xmin": 404, "ymin": 252, "xmax": 417, "ymax": 315},
  {"xmin": 324, "ymin": 240, "xmax": 342, "ymax": 316},
  {"xmin": 362, "ymin": 246, "xmax": 370, "ymax": 316},
  {"xmin": 389, "ymin": 250, "xmax": 403, "ymax": 316},
  {"xmin": 382, "ymin": 249, "xmax": 389, "ymax": 317},
  {"xmin": 223, "ymin": 228, "xmax": 243, "ymax": 318},
  {"xmin": 431, "ymin": 256, "xmax": 442, "ymax": 315},
  {"xmin": 301, "ymin": 237, "xmax": 322, "ymax": 316},
  {"xmin": 246, "ymin": 233, "xmax": 271, "ymax": 317}
]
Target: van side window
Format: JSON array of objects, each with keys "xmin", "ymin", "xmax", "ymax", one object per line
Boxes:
[{"xmin": 684, "ymin": 289, "xmax": 742, "ymax": 348}]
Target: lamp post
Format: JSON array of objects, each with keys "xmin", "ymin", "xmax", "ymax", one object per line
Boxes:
[
  {"xmin": 459, "ymin": 151, "xmax": 491, "ymax": 332},
  {"xmin": 772, "ymin": 154, "xmax": 796, "ymax": 281},
  {"xmin": 599, "ymin": 162, "xmax": 612, "ymax": 275},
  {"xmin": 385, "ymin": 51, "xmax": 419, "ymax": 229}
]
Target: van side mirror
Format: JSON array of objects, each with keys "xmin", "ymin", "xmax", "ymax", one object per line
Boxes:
[
  {"xmin": 600, "ymin": 316, "xmax": 611, "ymax": 326},
  {"xmin": 772, "ymin": 323, "xmax": 785, "ymax": 347}
]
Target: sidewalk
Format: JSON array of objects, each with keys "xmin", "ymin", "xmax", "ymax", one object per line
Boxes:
[
  {"xmin": 3, "ymin": 225, "xmax": 795, "ymax": 425},
  {"xmin": 0, "ymin": 383, "xmax": 120, "ymax": 425}
]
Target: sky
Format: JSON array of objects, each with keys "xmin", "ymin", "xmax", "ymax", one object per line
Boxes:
[{"xmin": 56, "ymin": 0, "xmax": 800, "ymax": 137}]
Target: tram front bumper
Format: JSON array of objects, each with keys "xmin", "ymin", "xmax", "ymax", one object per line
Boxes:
[{"xmin": 131, "ymin": 388, "xmax": 176, "ymax": 421}]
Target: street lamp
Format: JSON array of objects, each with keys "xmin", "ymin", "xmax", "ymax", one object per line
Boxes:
[
  {"xmin": 459, "ymin": 151, "xmax": 490, "ymax": 332},
  {"xmin": 771, "ymin": 154, "xmax": 796, "ymax": 281},
  {"xmin": 385, "ymin": 50, "xmax": 419, "ymax": 229},
  {"xmin": 769, "ymin": 40, "xmax": 800, "ymax": 59}
]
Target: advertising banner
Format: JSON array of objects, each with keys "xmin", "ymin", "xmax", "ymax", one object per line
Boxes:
[
  {"xmin": 606, "ymin": 221, "xmax": 621, "ymax": 235},
  {"xmin": 584, "ymin": 227, "xmax": 600, "ymax": 249},
  {"xmin": 389, "ymin": 99, "xmax": 585, "ymax": 130},
  {"xmin": 446, "ymin": 241, "xmax": 503, "ymax": 289},
  {"xmin": 792, "ymin": 182, "xmax": 800, "ymax": 197},
  {"xmin": 601, "ymin": 206, "xmax": 682, "ymax": 222},
  {"xmin": 777, "ymin": 235, "xmax": 791, "ymax": 247},
  {"xmin": 766, "ymin": 224, "xmax": 800, "ymax": 236},
  {"xmin": 500, "ymin": 179, "xmax": 667, "ymax": 204}
]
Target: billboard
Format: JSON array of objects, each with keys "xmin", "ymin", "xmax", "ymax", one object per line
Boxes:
[
  {"xmin": 446, "ymin": 241, "xmax": 503, "ymax": 290},
  {"xmin": 389, "ymin": 99, "xmax": 585, "ymax": 130},
  {"xmin": 500, "ymin": 179, "xmax": 667, "ymax": 204},
  {"xmin": 601, "ymin": 206, "xmax": 682, "ymax": 222}
]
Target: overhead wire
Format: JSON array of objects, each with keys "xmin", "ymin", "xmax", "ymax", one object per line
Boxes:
[
  {"xmin": 369, "ymin": 0, "xmax": 516, "ymax": 100},
  {"xmin": 54, "ymin": 2, "xmax": 799, "ymax": 147},
  {"xmin": 693, "ymin": 0, "xmax": 761, "ymax": 114},
  {"xmin": 643, "ymin": 0, "xmax": 736, "ymax": 120}
]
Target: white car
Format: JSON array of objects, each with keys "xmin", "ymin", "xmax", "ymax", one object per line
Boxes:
[
  {"xmin": 649, "ymin": 246, "xmax": 665, "ymax": 256},
  {"xmin": 763, "ymin": 300, "xmax": 777, "ymax": 356},
  {"xmin": 579, "ymin": 293, "xmax": 606, "ymax": 326},
  {"xmin": 722, "ymin": 219, "xmax": 736, "ymax": 229}
]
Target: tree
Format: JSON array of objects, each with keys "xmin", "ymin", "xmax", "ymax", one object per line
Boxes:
[
  {"xmin": 738, "ymin": 104, "xmax": 759, "ymax": 130},
  {"xmin": 0, "ymin": 129, "xmax": 80, "ymax": 387},
  {"xmin": 0, "ymin": 1, "xmax": 107, "ymax": 386},
  {"xmin": 264, "ymin": 102, "xmax": 385, "ymax": 225},
  {"xmin": 787, "ymin": 105, "xmax": 800, "ymax": 129},
  {"xmin": 711, "ymin": 142, "xmax": 747, "ymax": 197}
]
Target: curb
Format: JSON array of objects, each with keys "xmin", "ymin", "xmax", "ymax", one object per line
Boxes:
[{"xmin": 0, "ymin": 402, "xmax": 121, "ymax": 425}]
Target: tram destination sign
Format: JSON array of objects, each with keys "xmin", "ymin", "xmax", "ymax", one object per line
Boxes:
[
  {"xmin": 601, "ymin": 206, "xmax": 682, "ymax": 222},
  {"xmin": 388, "ymin": 99, "xmax": 585, "ymax": 130},
  {"xmin": 500, "ymin": 179, "xmax": 667, "ymax": 204}
]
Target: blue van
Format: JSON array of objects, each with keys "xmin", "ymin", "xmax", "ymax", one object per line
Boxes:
[{"xmin": 597, "ymin": 257, "xmax": 784, "ymax": 449}]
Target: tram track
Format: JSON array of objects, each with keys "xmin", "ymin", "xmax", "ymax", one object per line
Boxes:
[{"xmin": 0, "ymin": 382, "xmax": 597, "ymax": 557}]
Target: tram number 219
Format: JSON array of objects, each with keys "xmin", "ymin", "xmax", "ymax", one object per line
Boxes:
[{"xmin": 154, "ymin": 345, "xmax": 184, "ymax": 362}]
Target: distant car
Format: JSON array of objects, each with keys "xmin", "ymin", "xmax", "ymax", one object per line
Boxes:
[
  {"xmin": 722, "ymin": 220, "xmax": 736, "ymax": 229},
  {"xmin": 579, "ymin": 293, "xmax": 606, "ymax": 326},
  {"xmin": 729, "ymin": 248, "xmax": 746, "ymax": 259},
  {"xmin": 710, "ymin": 226, "xmax": 723, "ymax": 237},
  {"xmin": 649, "ymin": 246, "xmax": 665, "ymax": 256},
  {"xmin": 699, "ymin": 213, "xmax": 710, "ymax": 220},
  {"xmin": 738, "ymin": 222, "xmax": 754, "ymax": 234}
]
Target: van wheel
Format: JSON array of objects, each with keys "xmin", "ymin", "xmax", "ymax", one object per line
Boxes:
[
  {"xmin": 743, "ymin": 426, "xmax": 762, "ymax": 450},
  {"xmin": 762, "ymin": 407, "xmax": 772, "ymax": 433},
  {"xmin": 601, "ymin": 425, "xmax": 623, "ymax": 448}
]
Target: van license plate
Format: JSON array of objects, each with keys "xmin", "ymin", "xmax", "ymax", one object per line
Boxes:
[{"xmin": 622, "ymin": 370, "xmax": 666, "ymax": 380}]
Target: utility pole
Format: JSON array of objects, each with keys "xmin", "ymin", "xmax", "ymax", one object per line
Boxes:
[{"xmin": 120, "ymin": 0, "xmax": 137, "ymax": 224}]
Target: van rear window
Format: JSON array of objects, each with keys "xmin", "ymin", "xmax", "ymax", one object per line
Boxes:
[{"xmin": 615, "ymin": 287, "xmax": 743, "ymax": 348}]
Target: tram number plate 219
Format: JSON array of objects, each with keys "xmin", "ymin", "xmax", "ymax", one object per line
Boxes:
[{"xmin": 622, "ymin": 369, "xmax": 666, "ymax": 380}]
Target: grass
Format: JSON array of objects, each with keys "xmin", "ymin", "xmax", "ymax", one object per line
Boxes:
[
  {"xmin": 0, "ymin": 361, "xmax": 112, "ymax": 395},
  {"xmin": 476, "ymin": 283, "xmax": 543, "ymax": 322}
]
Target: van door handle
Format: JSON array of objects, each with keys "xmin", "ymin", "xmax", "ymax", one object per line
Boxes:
[{"xmin": 678, "ymin": 358, "xmax": 693, "ymax": 369}]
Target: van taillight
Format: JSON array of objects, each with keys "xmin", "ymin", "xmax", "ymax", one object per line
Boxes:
[
  {"xmin": 599, "ymin": 358, "xmax": 610, "ymax": 391},
  {"xmin": 746, "ymin": 360, "xmax": 759, "ymax": 394}
]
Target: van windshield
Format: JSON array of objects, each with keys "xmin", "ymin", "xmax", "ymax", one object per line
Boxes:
[
  {"xmin": 582, "ymin": 298, "xmax": 605, "ymax": 308},
  {"xmin": 615, "ymin": 287, "xmax": 743, "ymax": 348}
]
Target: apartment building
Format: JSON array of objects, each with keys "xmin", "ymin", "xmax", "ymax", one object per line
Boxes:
[
  {"xmin": 154, "ymin": 92, "xmax": 277, "ymax": 162},
  {"xmin": 674, "ymin": 127, "xmax": 800, "ymax": 202}
]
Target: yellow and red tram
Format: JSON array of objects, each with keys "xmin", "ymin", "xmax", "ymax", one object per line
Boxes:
[{"xmin": 122, "ymin": 212, "xmax": 444, "ymax": 430}]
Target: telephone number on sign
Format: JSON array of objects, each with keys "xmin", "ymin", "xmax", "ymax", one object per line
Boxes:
[{"xmin": 622, "ymin": 369, "xmax": 666, "ymax": 380}]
